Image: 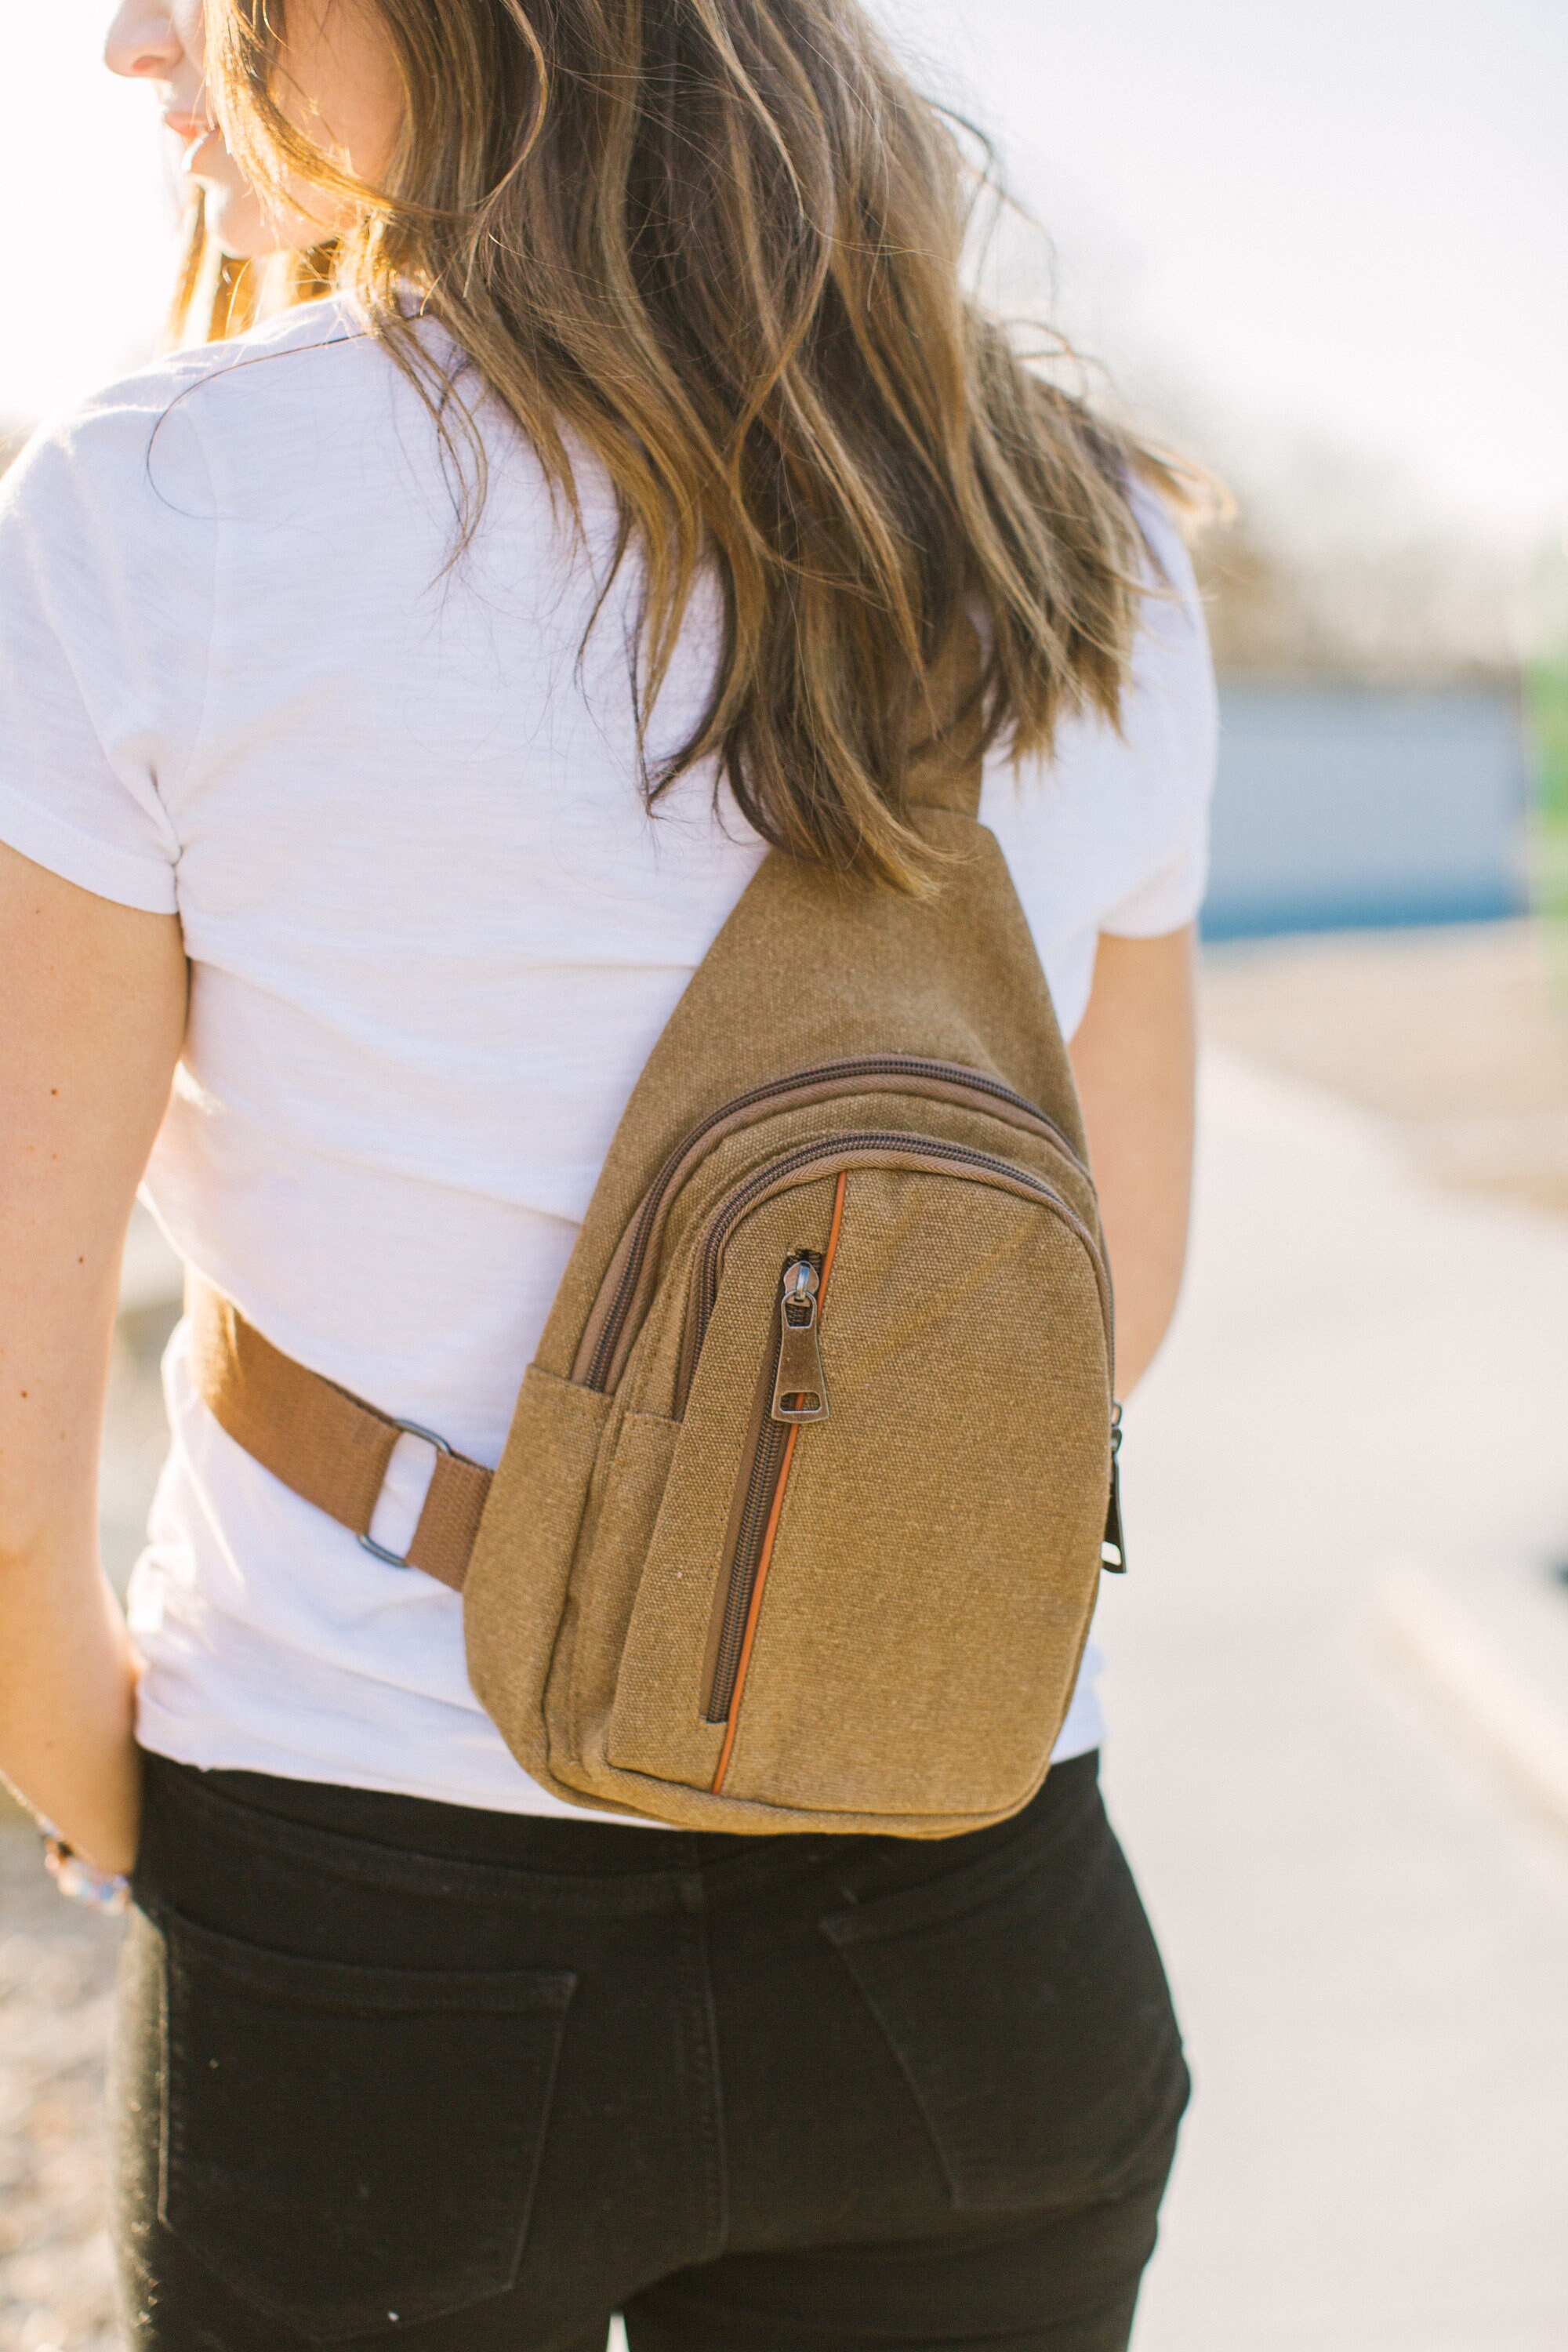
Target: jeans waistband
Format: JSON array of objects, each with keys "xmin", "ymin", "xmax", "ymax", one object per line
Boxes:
[{"xmin": 136, "ymin": 1747, "xmax": 1101, "ymax": 1918}]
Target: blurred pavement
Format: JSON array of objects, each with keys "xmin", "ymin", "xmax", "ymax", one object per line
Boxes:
[{"xmin": 1101, "ymin": 1049, "xmax": 1568, "ymax": 2352}]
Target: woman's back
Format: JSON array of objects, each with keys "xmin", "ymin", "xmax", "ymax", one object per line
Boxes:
[{"xmin": 0, "ymin": 295, "xmax": 1211, "ymax": 1815}]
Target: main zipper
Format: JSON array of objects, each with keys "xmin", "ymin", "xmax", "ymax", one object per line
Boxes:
[
  {"xmin": 580, "ymin": 1058, "xmax": 1082, "ymax": 1394},
  {"xmin": 677, "ymin": 1132, "xmax": 1112, "ymax": 1417}
]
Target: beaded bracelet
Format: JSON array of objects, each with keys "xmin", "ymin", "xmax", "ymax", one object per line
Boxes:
[{"xmin": 40, "ymin": 1825, "xmax": 131, "ymax": 1916}]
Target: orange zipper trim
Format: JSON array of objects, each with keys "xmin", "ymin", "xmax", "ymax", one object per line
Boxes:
[{"xmin": 711, "ymin": 1170, "xmax": 848, "ymax": 1795}]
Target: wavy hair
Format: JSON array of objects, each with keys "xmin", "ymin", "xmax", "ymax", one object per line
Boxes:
[{"xmin": 189, "ymin": 0, "xmax": 1179, "ymax": 890}]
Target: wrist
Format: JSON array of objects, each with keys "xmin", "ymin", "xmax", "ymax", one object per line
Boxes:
[{"xmin": 40, "ymin": 1822, "xmax": 131, "ymax": 1915}]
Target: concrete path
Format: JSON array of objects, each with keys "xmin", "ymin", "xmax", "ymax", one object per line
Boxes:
[
  {"xmin": 0, "ymin": 1831, "xmax": 122, "ymax": 2352},
  {"xmin": 1098, "ymin": 1050, "xmax": 1568, "ymax": 2352}
]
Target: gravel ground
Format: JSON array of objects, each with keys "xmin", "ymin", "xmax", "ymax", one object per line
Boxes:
[
  {"xmin": 0, "ymin": 1827, "xmax": 124, "ymax": 2352},
  {"xmin": 1, "ymin": 1302, "xmax": 170, "ymax": 2352},
  {"xmin": 1201, "ymin": 918, "xmax": 1568, "ymax": 1216}
]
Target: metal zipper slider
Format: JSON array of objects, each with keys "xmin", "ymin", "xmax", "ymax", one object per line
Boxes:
[
  {"xmin": 772, "ymin": 1258, "xmax": 829, "ymax": 1422},
  {"xmin": 1101, "ymin": 1402, "xmax": 1127, "ymax": 1572}
]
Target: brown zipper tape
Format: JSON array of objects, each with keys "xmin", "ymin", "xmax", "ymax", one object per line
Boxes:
[
  {"xmin": 572, "ymin": 1058, "xmax": 1082, "ymax": 1395},
  {"xmin": 711, "ymin": 1168, "xmax": 849, "ymax": 1795}
]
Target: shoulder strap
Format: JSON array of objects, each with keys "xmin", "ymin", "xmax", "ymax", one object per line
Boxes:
[{"xmin": 187, "ymin": 1279, "xmax": 489, "ymax": 1590}]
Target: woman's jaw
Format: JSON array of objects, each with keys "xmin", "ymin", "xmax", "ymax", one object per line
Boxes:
[
  {"xmin": 106, "ymin": 1, "xmax": 400, "ymax": 261},
  {"xmin": 171, "ymin": 114, "xmax": 289, "ymax": 260}
]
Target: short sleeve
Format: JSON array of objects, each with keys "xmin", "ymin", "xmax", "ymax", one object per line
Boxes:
[
  {"xmin": 1094, "ymin": 488, "xmax": 1218, "ymax": 938},
  {"xmin": 0, "ymin": 377, "xmax": 217, "ymax": 913},
  {"xmin": 977, "ymin": 481, "xmax": 1218, "ymax": 1039}
]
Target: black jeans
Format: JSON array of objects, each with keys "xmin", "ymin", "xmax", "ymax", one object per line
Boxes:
[{"xmin": 114, "ymin": 1748, "xmax": 1188, "ymax": 2352}]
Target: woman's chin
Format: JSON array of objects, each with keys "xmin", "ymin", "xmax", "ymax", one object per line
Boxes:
[
  {"xmin": 201, "ymin": 176, "xmax": 322, "ymax": 263},
  {"xmin": 198, "ymin": 177, "xmax": 278, "ymax": 262}
]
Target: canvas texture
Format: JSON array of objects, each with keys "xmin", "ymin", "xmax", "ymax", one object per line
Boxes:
[{"xmin": 462, "ymin": 689, "xmax": 1116, "ymax": 1835}]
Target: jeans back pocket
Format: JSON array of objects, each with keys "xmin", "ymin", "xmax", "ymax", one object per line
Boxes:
[
  {"xmin": 152, "ymin": 1904, "xmax": 575, "ymax": 2339},
  {"xmin": 821, "ymin": 1790, "xmax": 1185, "ymax": 2212}
]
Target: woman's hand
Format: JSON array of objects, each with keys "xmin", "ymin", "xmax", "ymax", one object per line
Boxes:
[
  {"xmin": 1069, "ymin": 926, "xmax": 1198, "ymax": 1396},
  {"xmin": 0, "ymin": 841, "xmax": 186, "ymax": 1875}
]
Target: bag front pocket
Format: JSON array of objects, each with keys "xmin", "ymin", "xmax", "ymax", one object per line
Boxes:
[
  {"xmin": 153, "ymin": 1904, "xmax": 575, "ymax": 2339},
  {"xmin": 605, "ymin": 1145, "xmax": 1111, "ymax": 1824},
  {"xmin": 706, "ymin": 1156, "xmax": 1109, "ymax": 1819}
]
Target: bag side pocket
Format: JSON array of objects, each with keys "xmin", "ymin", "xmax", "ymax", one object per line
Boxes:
[
  {"xmin": 465, "ymin": 1366, "xmax": 612, "ymax": 1786},
  {"xmin": 821, "ymin": 1790, "xmax": 1186, "ymax": 2212},
  {"xmin": 151, "ymin": 1903, "xmax": 575, "ymax": 2339},
  {"xmin": 562, "ymin": 1408, "xmax": 681, "ymax": 1769}
]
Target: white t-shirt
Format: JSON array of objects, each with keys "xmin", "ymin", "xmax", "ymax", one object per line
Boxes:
[{"xmin": 0, "ymin": 299, "xmax": 1215, "ymax": 1820}]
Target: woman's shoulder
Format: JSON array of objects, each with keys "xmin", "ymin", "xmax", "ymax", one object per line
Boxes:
[
  {"xmin": 1007, "ymin": 478, "xmax": 1215, "ymax": 804},
  {"xmin": 83, "ymin": 292, "xmax": 368, "ymax": 412},
  {"xmin": 3, "ymin": 298, "xmax": 383, "ymax": 524},
  {"xmin": 1124, "ymin": 477, "xmax": 1212, "ymax": 682},
  {"xmin": 979, "ymin": 474, "xmax": 1218, "ymax": 947},
  {"xmin": 1120, "ymin": 483, "xmax": 1218, "ymax": 800}
]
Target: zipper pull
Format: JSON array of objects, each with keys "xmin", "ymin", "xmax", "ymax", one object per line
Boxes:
[
  {"xmin": 1101, "ymin": 1403, "xmax": 1127, "ymax": 1573},
  {"xmin": 772, "ymin": 1257, "xmax": 829, "ymax": 1422}
]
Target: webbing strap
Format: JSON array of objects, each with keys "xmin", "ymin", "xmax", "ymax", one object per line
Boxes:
[{"xmin": 186, "ymin": 1279, "xmax": 490, "ymax": 1592}]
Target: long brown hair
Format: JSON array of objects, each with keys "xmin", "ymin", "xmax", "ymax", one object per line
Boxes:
[{"xmin": 194, "ymin": 0, "xmax": 1176, "ymax": 891}]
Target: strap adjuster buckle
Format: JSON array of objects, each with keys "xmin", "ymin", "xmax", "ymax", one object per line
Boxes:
[{"xmin": 358, "ymin": 1420, "xmax": 454, "ymax": 1569}]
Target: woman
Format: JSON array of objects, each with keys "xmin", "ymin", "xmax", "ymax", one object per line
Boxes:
[{"xmin": 0, "ymin": 2, "xmax": 1212, "ymax": 2345}]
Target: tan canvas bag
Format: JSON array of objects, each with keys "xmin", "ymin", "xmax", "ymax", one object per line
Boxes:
[{"xmin": 189, "ymin": 673, "xmax": 1123, "ymax": 1837}]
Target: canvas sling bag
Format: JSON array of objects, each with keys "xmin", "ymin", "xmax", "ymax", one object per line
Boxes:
[{"xmin": 187, "ymin": 662, "xmax": 1124, "ymax": 1837}]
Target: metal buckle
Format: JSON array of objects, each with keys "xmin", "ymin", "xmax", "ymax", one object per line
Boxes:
[{"xmin": 358, "ymin": 1420, "xmax": 453, "ymax": 1568}]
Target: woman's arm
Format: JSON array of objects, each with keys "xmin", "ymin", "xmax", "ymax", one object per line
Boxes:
[
  {"xmin": 0, "ymin": 841, "xmax": 187, "ymax": 1873},
  {"xmin": 1068, "ymin": 926, "xmax": 1197, "ymax": 1396}
]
